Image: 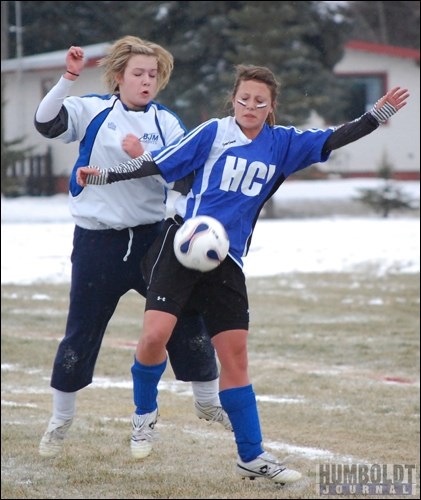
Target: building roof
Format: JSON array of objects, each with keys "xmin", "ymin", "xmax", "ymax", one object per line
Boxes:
[
  {"xmin": 1, "ymin": 42, "xmax": 110, "ymax": 73},
  {"xmin": 345, "ymin": 40, "xmax": 420, "ymax": 61}
]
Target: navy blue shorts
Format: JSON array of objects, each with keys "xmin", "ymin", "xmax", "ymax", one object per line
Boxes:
[{"xmin": 50, "ymin": 222, "xmax": 219, "ymax": 392}]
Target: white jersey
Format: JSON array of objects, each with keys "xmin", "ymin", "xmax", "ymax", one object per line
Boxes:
[{"xmin": 35, "ymin": 77, "xmax": 186, "ymax": 230}]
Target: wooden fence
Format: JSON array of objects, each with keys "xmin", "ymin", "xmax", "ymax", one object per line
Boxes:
[{"xmin": 3, "ymin": 148, "xmax": 55, "ymax": 196}]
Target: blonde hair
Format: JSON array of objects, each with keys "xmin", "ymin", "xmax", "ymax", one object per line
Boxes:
[
  {"xmin": 98, "ymin": 35, "xmax": 174, "ymax": 94},
  {"xmin": 231, "ymin": 64, "xmax": 280, "ymax": 126}
]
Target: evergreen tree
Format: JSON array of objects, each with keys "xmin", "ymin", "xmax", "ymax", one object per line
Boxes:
[
  {"xmin": 6, "ymin": 1, "xmax": 132, "ymax": 57},
  {"xmin": 222, "ymin": 1, "xmax": 352, "ymax": 125},
  {"xmin": 145, "ymin": 1, "xmax": 244, "ymax": 126},
  {"xmin": 120, "ymin": 1, "xmax": 353, "ymax": 127},
  {"xmin": 354, "ymin": 154, "xmax": 418, "ymax": 218}
]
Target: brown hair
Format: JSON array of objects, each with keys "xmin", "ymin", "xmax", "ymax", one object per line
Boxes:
[
  {"xmin": 98, "ymin": 35, "xmax": 174, "ymax": 94},
  {"xmin": 231, "ymin": 65, "xmax": 280, "ymax": 126}
]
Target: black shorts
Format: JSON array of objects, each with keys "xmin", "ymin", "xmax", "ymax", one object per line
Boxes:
[{"xmin": 141, "ymin": 218, "xmax": 249, "ymax": 337}]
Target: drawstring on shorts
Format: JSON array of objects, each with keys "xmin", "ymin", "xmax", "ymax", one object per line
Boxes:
[{"xmin": 123, "ymin": 228, "xmax": 134, "ymax": 262}]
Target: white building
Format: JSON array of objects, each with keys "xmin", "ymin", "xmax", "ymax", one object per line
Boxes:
[
  {"xmin": 1, "ymin": 39, "xmax": 419, "ymax": 193},
  {"xmin": 326, "ymin": 40, "xmax": 420, "ymax": 179}
]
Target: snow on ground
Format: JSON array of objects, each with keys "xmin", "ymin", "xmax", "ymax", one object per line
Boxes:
[{"xmin": 1, "ymin": 179, "xmax": 419, "ymax": 284}]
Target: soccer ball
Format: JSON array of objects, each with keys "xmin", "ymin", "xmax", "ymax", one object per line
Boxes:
[{"xmin": 173, "ymin": 215, "xmax": 230, "ymax": 272}]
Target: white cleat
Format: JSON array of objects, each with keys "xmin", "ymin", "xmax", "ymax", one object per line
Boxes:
[
  {"xmin": 130, "ymin": 409, "xmax": 158, "ymax": 459},
  {"xmin": 237, "ymin": 451, "xmax": 302, "ymax": 484},
  {"xmin": 194, "ymin": 401, "xmax": 233, "ymax": 431},
  {"xmin": 39, "ymin": 417, "xmax": 73, "ymax": 457}
]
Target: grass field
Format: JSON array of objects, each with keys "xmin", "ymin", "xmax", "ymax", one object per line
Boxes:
[{"xmin": 1, "ymin": 272, "xmax": 420, "ymax": 499}]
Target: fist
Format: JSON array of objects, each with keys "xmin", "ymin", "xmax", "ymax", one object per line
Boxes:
[{"xmin": 122, "ymin": 134, "xmax": 145, "ymax": 158}]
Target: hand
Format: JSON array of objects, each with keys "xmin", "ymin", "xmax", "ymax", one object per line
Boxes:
[
  {"xmin": 122, "ymin": 133, "xmax": 145, "ymax": 158},
  {"xmin": 376, "ymin": 86, "xmax": 409, "ymax": 111},
  {"xmin": 76, "ymin": 166, "xmax": 100, "ymax": 187},
  {"xmin": 65, "ymin": 46, "xmax": 84, "ymax": 76}
]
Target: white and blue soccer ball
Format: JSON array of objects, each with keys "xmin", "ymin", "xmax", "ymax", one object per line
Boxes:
[{"xmin": 173, "ymin": 215, "xmax": 230, "ymax": 272}]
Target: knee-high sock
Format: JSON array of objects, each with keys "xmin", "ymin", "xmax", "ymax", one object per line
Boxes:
[
  {"xmin": 191, "ymin": 378, "xmax": 220, "ymax": 406},
  {"xmin": 219, "ymin": 384, "xmax": 263, "ymax": 462},
  {"xmin": 52, "ymin": 388, "xmax": 77, "ymax": 420},
  {"xmin": 131, "ymin": 357, "xmax": 167, "ymax": 415}
]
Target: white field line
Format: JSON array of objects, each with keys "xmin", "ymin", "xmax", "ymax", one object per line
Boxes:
[{"xmin": 2, "ymin": 372, "xmax": 367, "ymax": 462}]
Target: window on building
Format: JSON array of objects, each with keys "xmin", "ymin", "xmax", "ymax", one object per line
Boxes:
[{"xmin": 336, "ymin": 73, "xmax": 387, "ymax": 121}]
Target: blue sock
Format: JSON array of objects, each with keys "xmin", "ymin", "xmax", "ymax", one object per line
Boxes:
[
  {"xmin": 131, "ymin": 357, "xmax": 167, "ymax": 415},
  {"xmin": 219, "ymin": 384, "xmax": 264, "ymax": 462}
]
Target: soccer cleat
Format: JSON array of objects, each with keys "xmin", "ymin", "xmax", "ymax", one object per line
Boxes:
[
  {"xmin": 130, "ymin": 409, "xmax": 158, "ymax": 459},
  {"xmin": 194, "ymin": 401, "xmax": 233, "ymax": 431},
  {"xmin": 39, "ymin": 417, "xmax": 73, "ymax": 457},
  {"xmin": 237, "ymin": 451, "xmax": 302, "ymax": 484}
]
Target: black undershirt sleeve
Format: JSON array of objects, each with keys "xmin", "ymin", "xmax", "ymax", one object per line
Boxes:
[
  {"xmin": 85, "ymin": 152, "xmax": 162, "ymax": 185},
  {"xmin": 106, "ymin": 158, "xmax": 160, "ymax": 183},
  {"xmin": 322, "ymin": 112, "xmax": 379, "ymax": 155},
  {"xmin": 107, "ymin": 158, "xmax": 193, "ymax": 195},
  {"xmin": 34, "ymin": 107, "xmax": 69, "ymax": 138}
]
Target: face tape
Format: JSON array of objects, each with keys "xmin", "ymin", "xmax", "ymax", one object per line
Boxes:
[{"xmin": 237, "ymin": 99, "xmax": 267, "ymax": 109}]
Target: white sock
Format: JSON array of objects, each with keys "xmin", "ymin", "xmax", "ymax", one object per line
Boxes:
[
  {"xmin": 52, "ymin": 388, "xmax": 77, "ymax": 421},
  {"xmin": 191, "ymin": 379, "xmax": 220, "ymax": 406}
]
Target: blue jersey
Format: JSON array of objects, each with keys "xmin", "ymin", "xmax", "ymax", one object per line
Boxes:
[{"xmin": 153, "ymin": 116, "xmax": 334, "ymax": 267}]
